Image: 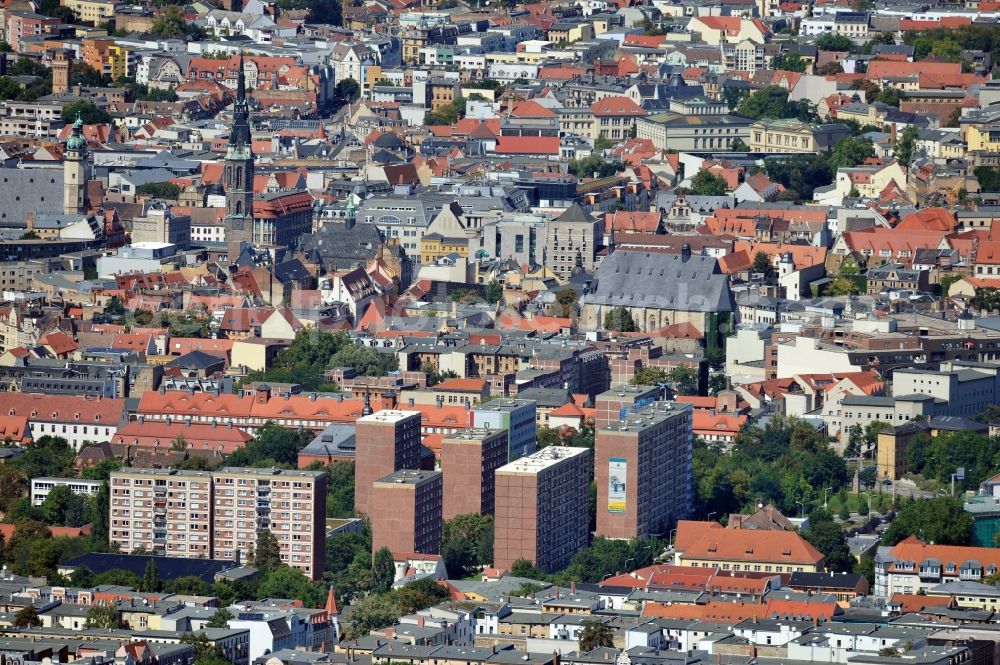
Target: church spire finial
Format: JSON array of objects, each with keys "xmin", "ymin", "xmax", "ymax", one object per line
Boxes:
[
  {"xmin": 228, "ymin": 51, "xmax": 252, "ymax": 151},
  {"xmin": 237, "ymin": 50, "xmax": 246, "ymax": 103}
]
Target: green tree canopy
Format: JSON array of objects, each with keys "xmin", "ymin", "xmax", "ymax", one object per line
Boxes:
[
  {"xmin": 770, "ymin": 52, "xmax": 808, "ymax": 72},
  {"xmin": 555, "ymin": 289, "xmax": 578, "ymax": 317},
  {"xmin": 334, "ymin": 78, "xmax": 361, "ymax": 102},
  {"xmin": 484, "ymin": 280, "xmax": 503, "ymax": 304},
  {"xmin": 40, "ymin": 485, "xmax": 89, "ymax": 527},
  {"xmin": 729, "ymin": 137, "xmax": 750, "ymax": 152},
  {"xmin": 604, "ymin": 307, "xmax": 637, "ymax": 333},
  {"xmin": 150, "ymin": 6, "xmax": 190, "ymax": 37},
  {"xmin": 827, "ymin": 137, "xmax": 875, "ymax": 171},
  {"xmin": 85, "ymin": 604, "xmax": 120, "ymax": 629},
  {"xmin": 752, "ymin": 251, "xmax": 773, "ymax": 277},
  {"xmin": 737, "ymin": 86, "xmax": 817, "ymax": 121},
  {"xmin": 325, "ymin": 461, "xmax": 355, "ymax": 518},
  {"xmin": 579, "ymin": 621, "xmax": 615, "ymax": 651},
  {"xmin": 346, "ymin": 592, "xmax": 397, "ymax": 638},
  {"xmin": 13, "ymin": 436, "xmax": 75, "ymax": 479},
  {"xmin": 687, "ymin": 169, "xmax": 729, "ymax": 196},
  {"xmin": 903, "ymin": 429, "xmax": 1000, "ymax": 491},
  {"xmin": 816, "ymin": 34, "xmax": 854, "ymax": 51},
  {"xmin": 275, "ymin": 0, "xmax": 341, "ymax": 25},
  {"xmin": 13, "ymin": 605, "xmax": 40, "ymax": 627},
  {"xmin": 61, "ymin": 100, "xmax": 111, "ymax": 125},
  {"xmin": 693, "ymin": 417, "xmax": 848, "ymax": 518},
  {"xmin": 225, "ymin": 423, "xmax": 312, "ymax": 468},
  {"xmin": 803, "ymin": 510, "xmax": 854, "ymax": 572},
  {"xmin": 567, "ymin": 155, "xmax": 625, "ymax": 179},
  {"xmin": 372, "ymin": 546, "xmax": 395, "ymax": 593},
  {"xmin": 256, "ymin": 565, "xmax": 324, "ymax": 605},
  {"xmin": 207, "ymin": 608, "xmax": 234, "ymax": 628},
  {"xmin": 0, "ymin": 465, "xmax": 28, "ymax": 512},
  {"xmin": 424, "ymin": 96, "xmax": 466, "ymax": 125},
  {"xmin": 248, "ymin": 530, "xmax": 282, "ymax": 572},
  {"xmin": 893, "ymin": 126, "xmax": 918, "ymax": 166},
  {"xmin": 137, "ymin": 182, "xmax": 182, "ymax": 199},
  {"xmin": 142, "ymin": 559, "xmax": 160, "ymax": 592},
  {"xmin": 668, "ymin": 366, "xmax": 699, "ymax": 395},
  {"xmin": 976, "ymin": 166, "xmax": 1000, "ymax": 193},
  {"xmin": 764, "ymin": 154, "xmax": 834, "ymax": 203},
  {"xmin": 442, "ymin": 514, "xmax": 493, "ymax": 577},
  {"xmin": 632, "ymin": 366, "xmax": 668, "ymax": 386},
  {"xmin": 882, "ymin": 497, "xmax": 972, "ymax": 546},
  {"xmin": 324, "ymin": 526, "xmax": 372, "ymax": 603}
]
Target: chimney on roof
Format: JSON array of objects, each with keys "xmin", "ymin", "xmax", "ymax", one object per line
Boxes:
[{"xmin": 681, "ymin": 243, "xmax": 691, "ymax": 262}]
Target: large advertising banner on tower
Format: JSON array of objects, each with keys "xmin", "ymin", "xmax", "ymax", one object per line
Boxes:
[{"xmin": 608, "ymin": 458, "xmax": 627, "ymax": 513}]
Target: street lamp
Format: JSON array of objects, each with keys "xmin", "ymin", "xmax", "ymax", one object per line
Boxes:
[
  {"xmin": 862, "ymin": 492, "xmax": 873, "ymax": 517},
  {"xmin": 823, "ymin": 487, "xmax": 832, "ymax": 510},
  {"xmin": 883, "ymin": 479, "xmax": 895, "ymax": 506},
  {"xmin": 707, "ymin": 512, "xmax": 717, "ymax": 523},
  {"xmin": 795, "ymin": 501, "xmax": 805, "ymax": 519},
  {"xmin": 669, "ymin": 528, "xmax": 678, "ymax": 548},
  {"xmin": 951, "ymin": 467, "xmax": 966, "ymax": 496}
]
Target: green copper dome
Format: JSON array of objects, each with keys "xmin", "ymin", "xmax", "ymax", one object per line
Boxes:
[{"xmin": 66, "ymin": 113, "xmax": 86, "ymax": 151}]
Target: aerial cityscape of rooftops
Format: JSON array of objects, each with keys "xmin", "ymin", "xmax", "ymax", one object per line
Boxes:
[{"xmin": 6, "ymin": 0, "xmax": 1000, "ymax": 661}]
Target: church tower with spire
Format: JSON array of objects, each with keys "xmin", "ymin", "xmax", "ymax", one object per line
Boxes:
[
  {"xmin": 224, "ymin": 53, "xmax": 254, "ymax": 258},
  {"xmin": 63, "ymin": 114, "xmax": 88, "ymax": 215}
]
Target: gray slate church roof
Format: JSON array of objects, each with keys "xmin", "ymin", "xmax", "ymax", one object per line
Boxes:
[
  {"xmin": 0, "ymin": 168, "xmax": 65, "ymax": 228},
  {"xmin": 582, "ymin": 250, "xmax": 733, "ymax": 313}
]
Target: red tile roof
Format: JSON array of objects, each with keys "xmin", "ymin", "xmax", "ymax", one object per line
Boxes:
[
  {"xmin": 865, "ymin": 60, "xmax": 961, "ymax": 82},
  {"xmin": 674, "ymin": 519, "xmax": 724, "ymax": 552},
  {"xmin": 605, "ymin": 211, "xmax": 662, "ymax": 234},
  {"xmin": 494, "ymin": 136, "xmax": 559, "ymax": 155},
  {"xmin": 732, "ymin": 241, "xmax": 828, "ymax": 270},
  {"xmin": 112, "ymin": 420, "xmax": 252, "ymax": 453},
  {"xmin": 677, "ymin": 521, "xmax": 825, "ymax": 567},
  {"xmin": 0, "ymin": 415, "xmax": 31, "ymax": 444},
  {"xmin": 508, "ymin": 100, "xmax": 557, "ymax": 118},
  {"xmin": 432, "ymin": 378, "xmax": 488, "ymax": 393},
  {"xmin": 1, "ymin": 394, "xmax": 124, "ymax": 425},
  {"xmin": 643, "ymin": 597, "xmax": 837, "ymax": 621},
  {"xmin": 590, "ymin": 95, "xmax": 646, "ymax": 116},
  {"xmin": 895, "ymin": 207, "xmax": 956, "ymax": 232},
  {"xmin": 692, "ymin": 411, "xmax": 747, "ymax": 438},
  {"xmin": 885, "ymin": 536, "xmax": 1000, "ymax": 574}
]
